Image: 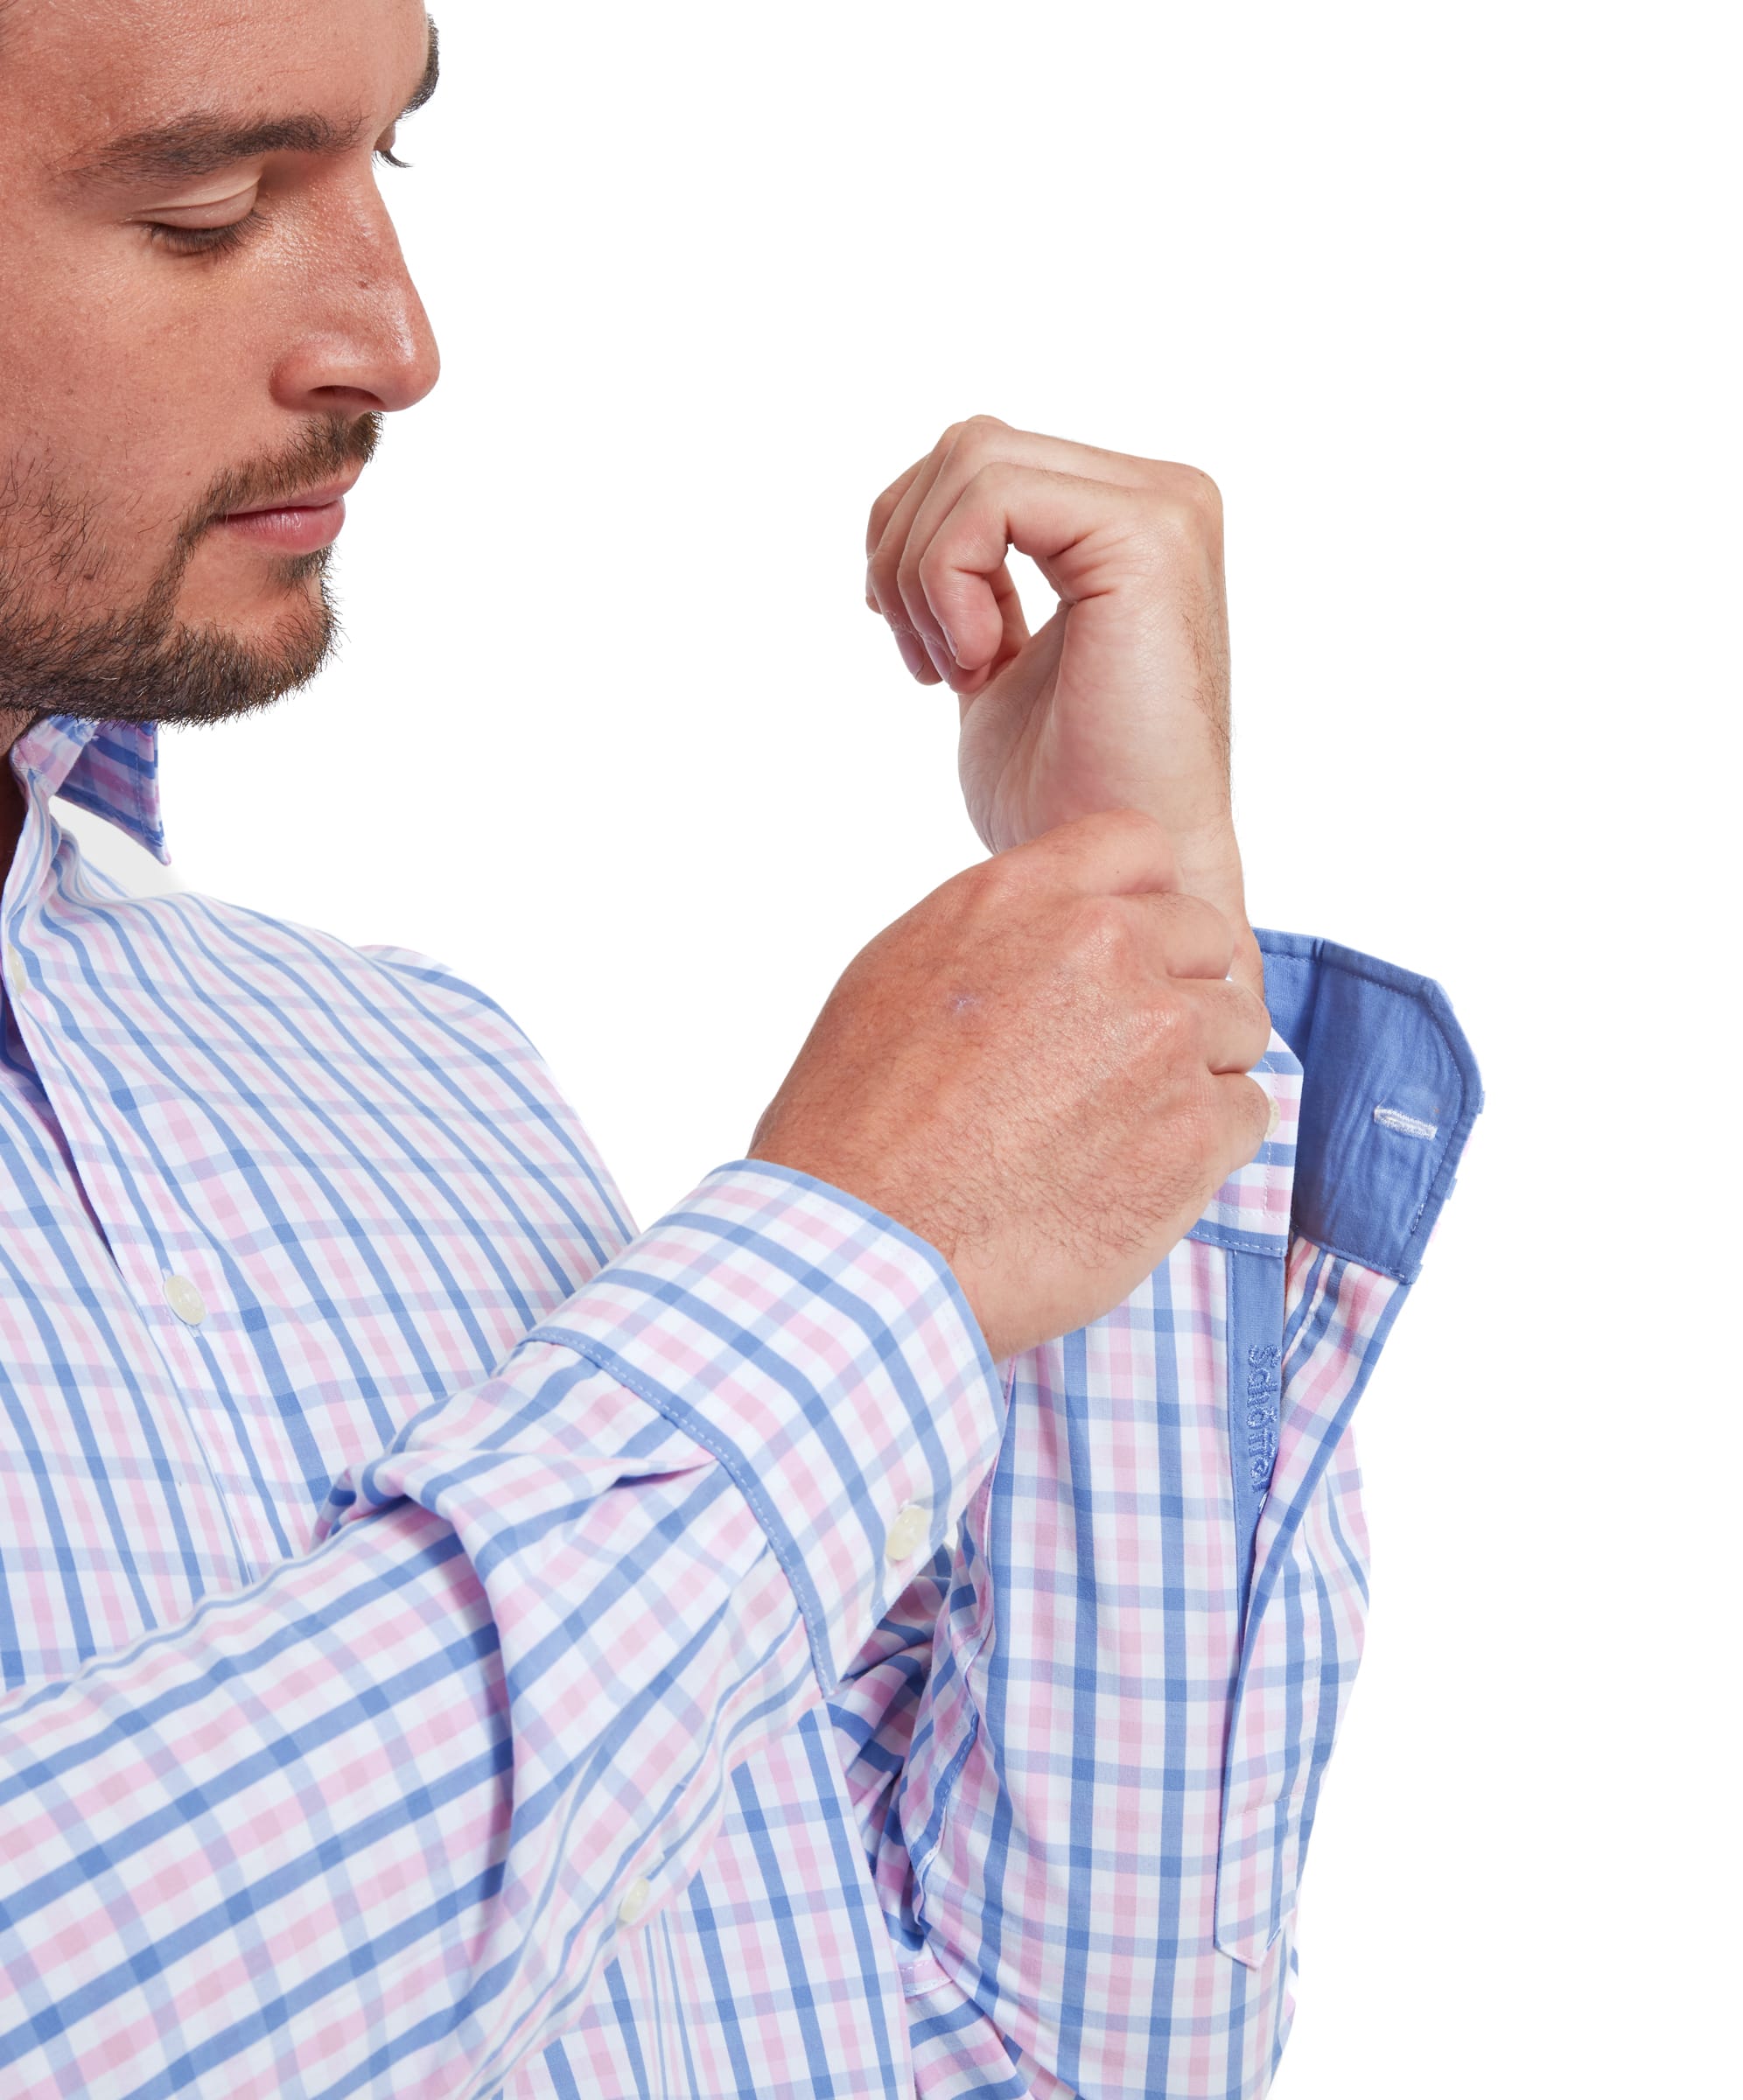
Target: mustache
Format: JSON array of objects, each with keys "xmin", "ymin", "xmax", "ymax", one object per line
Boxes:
[{"xmin": 182, "ymin": 414, "xmax": 382, "ymax": 542}]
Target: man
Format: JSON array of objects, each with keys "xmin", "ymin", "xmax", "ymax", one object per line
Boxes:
[{"xmin": 0, "ymin": 2, "xmax": 1480, "ymax": 2096}]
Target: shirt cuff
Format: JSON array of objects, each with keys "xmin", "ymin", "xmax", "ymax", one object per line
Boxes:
[
  {"xmin": 1254, "ymin": 928, "xmax": 1485, "ymax": 1282},
  {"xmin": 526, "ymin": 1159, "xmax": 1008, "ymax": 1689}
]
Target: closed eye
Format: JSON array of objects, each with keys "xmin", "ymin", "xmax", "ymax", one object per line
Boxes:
[
  {"xmin": 144, "ymin": 145, "xmax": 410, "ymax": 256},
  {"xmin": 145, "ymin": 216, "xmax": 262, "ymax": 256},
  {"xmin": 140, "ymin": 181, "xmax": 263, "ymax": 256}
]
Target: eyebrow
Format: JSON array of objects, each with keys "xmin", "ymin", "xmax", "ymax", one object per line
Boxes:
[
  {"xmin": 60, "ymin": 15, "xmax": 439, "ymax": 190},
  {"xmin": 403, "ymin": 18, "xmax": 441, "ymax": 119}
]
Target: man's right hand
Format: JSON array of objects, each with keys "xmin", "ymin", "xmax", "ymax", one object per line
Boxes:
[{"xmin": 747, "ymin": 808, "xmax": 1273, "ymax": 1362}]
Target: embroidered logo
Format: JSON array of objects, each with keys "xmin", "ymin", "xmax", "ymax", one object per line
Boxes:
[{"xmin": 1245, "ymin": 1343, "xmax": 1280, "ymax": 1488}]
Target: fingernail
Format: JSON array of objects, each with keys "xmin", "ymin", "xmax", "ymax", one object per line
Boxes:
[{"xmin": 893, "ymin": 627, "xmax": 930, "ymax": 680}]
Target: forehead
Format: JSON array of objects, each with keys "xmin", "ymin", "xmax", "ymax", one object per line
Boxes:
[{"xmin": 4, "ymin": 0, "xmax": 428, "ymax": 150}]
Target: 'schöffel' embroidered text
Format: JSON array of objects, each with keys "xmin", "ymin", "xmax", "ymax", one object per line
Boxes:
[{"xmin": 1245, "ymin": 1343, "xmax": 1280, "ymax": 1489}]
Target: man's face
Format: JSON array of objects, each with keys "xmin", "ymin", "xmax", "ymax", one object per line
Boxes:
[{"xmin": 0, "ymin": 0, "xmax": 439, "ymax": 724}]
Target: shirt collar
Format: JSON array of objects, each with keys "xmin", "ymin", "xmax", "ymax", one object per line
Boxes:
[{"xmin": 9, "ymin": 717, "xmax": 169, "ymax": 864}]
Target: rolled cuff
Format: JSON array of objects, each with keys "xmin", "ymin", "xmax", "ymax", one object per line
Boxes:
[{"xmin": 526, "ymin": 1159, "xmax": 1008, "ymax": 1689}]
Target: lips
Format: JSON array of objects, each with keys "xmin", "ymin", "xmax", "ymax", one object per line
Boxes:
[{"xmin": 214, "ymin": 471, "xmax": 361, "ymax": 555}]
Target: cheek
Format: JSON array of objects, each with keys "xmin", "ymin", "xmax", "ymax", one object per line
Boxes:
[
  {"xmin": 3, "ymin": 253, "xmax": 259, "ymax": 549},
  {"xmin": 2, "ymin": 379, "xmax": 147, "ymax": 590},
  {"xmin": 0, "ymin": 425, "xmax": 179, "ymax": 612}
]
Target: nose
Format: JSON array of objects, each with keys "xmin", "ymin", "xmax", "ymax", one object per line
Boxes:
[{"xmin": 270, "ymin": 191, "xmax": 441, "ymax": 419}]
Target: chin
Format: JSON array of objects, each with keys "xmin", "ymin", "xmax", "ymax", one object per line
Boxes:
[
  {"xmin": 181, "ymin": 546, "xmax": 330, "ymax": 628},
  {"xmin": 141, "ymin": 565, "xmax": 339, "ymax": 727},
  {"xmin": 0, "ymin": 546, "xmax": 340, "ymax": 728}
]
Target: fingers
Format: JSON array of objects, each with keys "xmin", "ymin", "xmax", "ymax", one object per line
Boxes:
[
  {"xmin": 1116, "ymin": 890, "xmax": 1270, "ymax": 1069},
  {"xmin": 895, "ymin": 425, "xmax": 1149, "ymax": 682},
  {"xmin": 864, "ymin": 415, "xmax": 1217, "ymax": 691},
  {"xmin": 1013, "ymin": 822, "xmax": 1266, "ymax": 1068},
  {"xmin": 865, "ymin": 435, "xmax": 956, "ymax": 677},
  {"xmin": 863, "ymin": 417, "xmax": 1113, "ymax": 681},
  {"xmin": 968, "ymin": 557, "xmax": 1032, "ymax": 696},
  {"xmin": 864, "ymin": 455, "xmax": 928, "ymax": 612},
  {"xmin": 1176, "ymin": 976, "xmax": 1272, "ymax": 1076},
  {"xmin": 1125, "ymin": 888, "xmax": 1238, "ymax": 982},
  {"xmin": 866, "ymin": 431, "xmax": 1026, "ymax": 682},
  {"xmin": 998, "ymin": 819, "xmax": 1265, "ymax": 1074},
  {"xmin": 918, "ymin": 464, "xmax": 1155, "ymax": 682}
]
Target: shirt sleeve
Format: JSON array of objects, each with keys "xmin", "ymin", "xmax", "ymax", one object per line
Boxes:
[
  {"xmin": 0, "ymin": 1161, "xmax": 1004, "ymax": 2100},
  {"xmin": 864, "ymin": 934, "xmax": 1483, "ymax": 2099}
]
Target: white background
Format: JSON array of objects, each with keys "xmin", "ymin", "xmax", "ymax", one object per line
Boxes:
[{"xmin": 63, "ymin": 4, "xmax": 1737, "ymax": 2093}]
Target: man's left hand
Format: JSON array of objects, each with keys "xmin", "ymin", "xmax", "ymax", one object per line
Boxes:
[{"xmin": 864, "ymin": 415, "xmax": 1262, "ymax": 998}]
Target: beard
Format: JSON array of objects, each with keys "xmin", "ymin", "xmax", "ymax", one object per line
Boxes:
[{"xmin": 0, "ymin": 413, "xmax": 379, "ymax": 728}]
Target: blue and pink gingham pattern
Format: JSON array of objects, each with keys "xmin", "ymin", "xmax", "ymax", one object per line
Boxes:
[{"xmin": 0, "ymin": 716, "xmax": 1479, "ymax": 2096}]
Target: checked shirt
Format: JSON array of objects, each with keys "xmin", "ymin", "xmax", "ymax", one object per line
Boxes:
[{"xmin": 0, "ymin": 716, "xmax": 1480, "ymax": 2097}]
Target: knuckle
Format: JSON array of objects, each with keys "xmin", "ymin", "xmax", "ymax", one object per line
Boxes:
[
  {"xmin": 1144, "ymin": 459, "xmax": 1221, "ymax": 514},
  {"xmin": 965, "ymin": 849, "xmax": 1023, "ymax": 908},
  {"xmin": 987, "ymin": 847, "xmax": 1054, "ymax": 919},
  {"xmin": 865, "ymin": 471, "xmax": 915, "ymax": 552},
  {"xmin": 1175, "ymin": 463, "xmax": 1222, "ymax": 515},
  {"xmin": 1089, "ymin": 803, "xmax": 1176, "ymax": 869},
  {"xmin": 1144, "ymin": 467, "xmax": 1223, "ymax": 548},
  {"xmin": 935, "ymin": 416, "xmax": 991, "ymax": 472},
  {"xmin": 962, "ymin": 456, "xmax": 1017, "ymax": 501},
  {"xmin": 1086, "ymin": 805, "xmax": 1160, "ymax": 843},
  {"xmin": 1147, "ymin": 506, "xmax": 1202, "ymax": 556},
  {"xmin": 914, "ymin": 540, "xmax": 952, "ymax": 601},
  {"xmin": 1141, "ymin": 984, "xmax": 1198, "ymax": 1055},
  {"xmin": 1068, "ymin": 895, "xmax": 1129, "ymax": 959},
  {"xmin": 1195, "ymin": 901, "xmax": 1239, "ymax": 978},
  {"xmin": 1237, "ymin": 986, "xmax": 1273, "ymax": 1054}
]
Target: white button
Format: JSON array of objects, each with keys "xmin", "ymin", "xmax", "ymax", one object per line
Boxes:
[
  {"xmin": 617, "ymin": 1874, "xmax": 653, "ymax": 1927},
  {"xmin": 163, "ymin": 1273, "xmax": 206, "ymax": 1326},
  {"xmin": 885, "ymin": 1502, "xmax": 929, "ymax": 1564}
]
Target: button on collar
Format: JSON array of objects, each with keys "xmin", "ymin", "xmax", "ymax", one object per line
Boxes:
[{"xmin": 617, "ymin": 1874, "xmax": 653, "ymax": 1927}]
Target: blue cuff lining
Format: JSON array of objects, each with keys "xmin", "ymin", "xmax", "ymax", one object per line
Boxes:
[{"xmin": 1256, "ymin": 930, "xmax": 1484, "ymax": 1284}]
